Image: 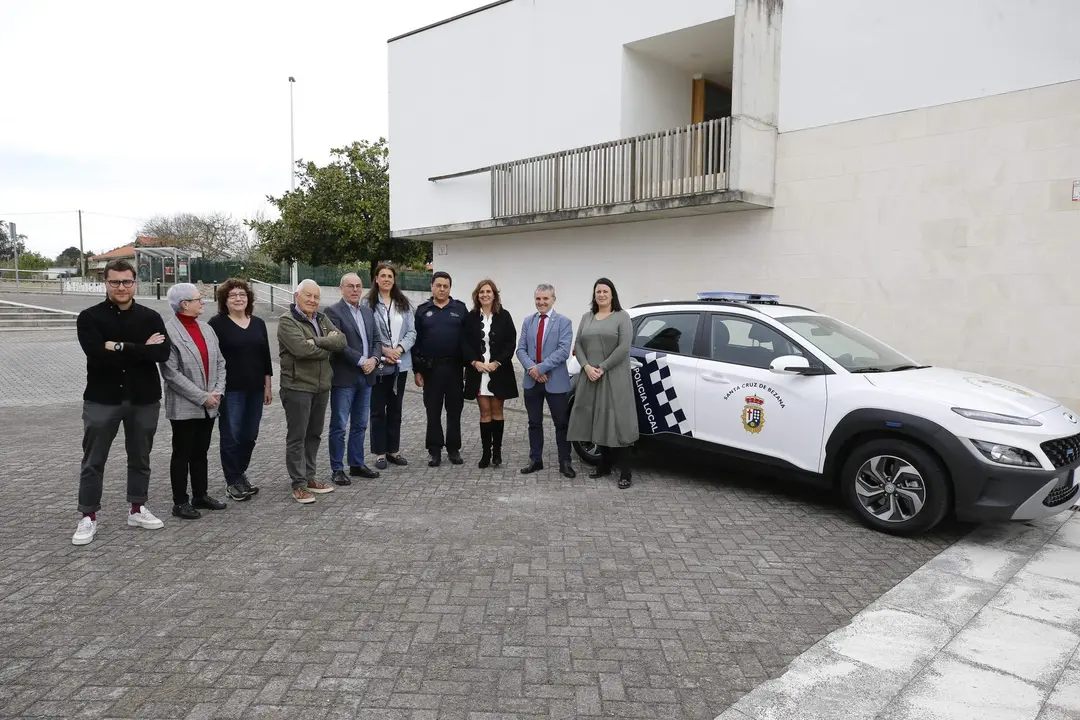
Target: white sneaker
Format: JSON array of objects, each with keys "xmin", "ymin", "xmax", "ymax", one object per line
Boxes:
[
  {"xmin": 127, "ymin": 506, "xmax": 164, "ymax": 530},
  {"xmin": 72, "ymin": 516, "xmax": 97, "ymax": 545}
]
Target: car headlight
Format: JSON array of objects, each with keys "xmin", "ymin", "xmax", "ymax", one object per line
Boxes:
[
  {"xmin": 970, "ymin": 440, "xmax": 1042, "ymax": 468},
  {"xmin": 952, "ymin": 408, "xmax": 1042, "ymax": 426}
]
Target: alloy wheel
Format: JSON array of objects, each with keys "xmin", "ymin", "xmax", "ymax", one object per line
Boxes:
[{"xmin": 854, "ymin": 454, "xmax": 927, "ymax": 523}]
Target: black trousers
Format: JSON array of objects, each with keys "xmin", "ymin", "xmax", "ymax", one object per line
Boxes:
[
  {"xmin": 78, "ymin": 401, "xmax": 160, "ymax": 514},
  {"xmin": 169, "ymin": 417, "xmax": 215, "ymax": 505},
  {"xmin": 524, "ymin": 385, "xmax": 570, "ymax": 463},
  {"xmin": 422, "ymin": 362, "xmax": 464, "ymax": 453},
  {"xmin": 370, "ymin": 372, "xmax": 408, "ymax": 455},
  {"xmin": 599, "ymin": 445, "xmax": 632, "ymax": 476}
]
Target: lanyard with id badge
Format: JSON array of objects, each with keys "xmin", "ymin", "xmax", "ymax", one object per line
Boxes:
[{"xmin": 377, "ymin": 300, "xmax": 401, "ymax": 395}]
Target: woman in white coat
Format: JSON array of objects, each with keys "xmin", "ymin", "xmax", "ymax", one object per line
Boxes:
[{"xmin": 160, "ymin": 283, "xmax": 228, "ymax": 520}]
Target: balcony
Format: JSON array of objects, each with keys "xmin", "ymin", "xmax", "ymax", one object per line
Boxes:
[
  {"xmin": 491, "ymin": 117, "xmax": 733, "ymax": 218},
  {"xmin": 393, "ymin": 116, "xmax": 774, "ymax": 241}
]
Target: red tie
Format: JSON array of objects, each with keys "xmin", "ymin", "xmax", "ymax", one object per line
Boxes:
[{"xmin": 536, "ymin": 314, "xmax": 546, "ymax": 362}]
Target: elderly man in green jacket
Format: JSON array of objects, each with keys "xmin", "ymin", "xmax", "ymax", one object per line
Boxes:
[{"xmin": 278, "ymin": 279, "xmax": 347, "ymax": 504}]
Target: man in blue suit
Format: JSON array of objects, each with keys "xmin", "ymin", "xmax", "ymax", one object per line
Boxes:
[
  {"xmin": 325, "ymin": 273, "xmax": 381, "ymax": 485},
  {"xmin": 517, "ymin": 283, "xmax": 576, "ymax": 478}
]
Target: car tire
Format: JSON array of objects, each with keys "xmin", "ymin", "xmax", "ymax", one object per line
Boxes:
[
  {"xmin": 567, "ymin": 395, "xmax": 602, "ymax": 466},
  {"xmin": 840, "ymin": 439, "xmax": 951, "ymax": 536},
  {"xmin": 573, "ymin": 440, "xmax": 602, "ymax": 466}
]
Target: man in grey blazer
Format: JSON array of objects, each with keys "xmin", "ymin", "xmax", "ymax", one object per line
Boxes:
[
  {"xmin": 517, "ymin": 283, "xmax": 576, "ymax": 478},
  {"xmin": 325, "ymin": 273, "xmax": 381, "ymax": 484}
]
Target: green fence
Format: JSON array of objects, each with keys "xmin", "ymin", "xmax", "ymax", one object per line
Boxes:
[
  {"xmin": 187, "ymin": 259, "xmax": 282, "ymax": 284},
  {"xmin": 188, "ymin": 259, "xmax": 432, "ymax": 291},
  {"xmin": 392, "ymin": 270, "xmax": 434, "ymax": 292}
]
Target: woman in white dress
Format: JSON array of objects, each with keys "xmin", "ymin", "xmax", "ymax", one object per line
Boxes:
[{"xmin": 464, "ymin": 279, "xmax": 519, "ymax": 468}]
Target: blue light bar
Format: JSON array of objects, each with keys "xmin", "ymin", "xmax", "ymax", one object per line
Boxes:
[{"xmin": 697, "ymin": 291, "xmax": 781, "ymax": 303}]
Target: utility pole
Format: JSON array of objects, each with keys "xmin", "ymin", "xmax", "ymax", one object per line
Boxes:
[
  {"xmin": 288, "ymin": 76, "xmax": 298, "ymax": 289},
  {"xmin": 78, "ymin": 209, "xmax": 86, "ymax": 276},
  {"xmin": 9, "ymin": 221, "xmax": 19, "ymax": 289},
  {"xmin": 289, "ymin": 76, "xmax": 296, "ymax": 194}
]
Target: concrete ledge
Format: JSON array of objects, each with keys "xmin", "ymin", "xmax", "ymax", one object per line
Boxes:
[
  {"xmin": 391, "ymin": 190, "xmax": 774, "ymax": 240},
  {"xmin": 0, "ymin": 299, "xmax": 79, "ymax": 316},
  {"xmin": 0, "ymin": 321, "xmax": 79, "ymax": 329}
]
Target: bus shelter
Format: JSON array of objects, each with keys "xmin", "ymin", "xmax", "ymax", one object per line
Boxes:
[{"xmin": 135, "ymin": 247, "xmax": 193, "ymax": 285}]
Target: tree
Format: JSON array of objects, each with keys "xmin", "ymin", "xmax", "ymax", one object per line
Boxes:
[
  {"xmin": 56, "ymin": 246, "xmax": 84, "ymax": 267},
  {"xmin": 54, "ymin": 247, "xmax": 91, "ymax": 275},
  {"xmin": 0, "ymin": 224, "xmax": 27, "ymax": 262},
  {"xmin": 137, "ymin": 212, "xmax": 253, "ymax": 259},
  {"xmin": 15, "ymin": 252, "xmax": 50, "ymax": 271},
  {"xmin": 247, "ymin": 139, "xmax": 429, "ymax": 268},
  {"xmin": 1, "ymin": 251, "xmax": 50, "ymax": 271}
]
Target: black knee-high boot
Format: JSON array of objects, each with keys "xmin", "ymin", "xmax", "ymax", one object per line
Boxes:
[
  {"xmin": 590, "ymin": 446, "xmax": 612, "ymax": 478},
  {"xmin": 478, "ymin": 422, "xmax": 492, "ymax": 469},
  {"xmin": 490, "ymin": 419, "xmax": 504, "ymax": 467}
]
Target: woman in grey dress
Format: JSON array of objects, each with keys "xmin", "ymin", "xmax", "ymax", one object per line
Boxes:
[{"xmin": 567, "ymin": 278, "xmax": 639, "ymax": 489}]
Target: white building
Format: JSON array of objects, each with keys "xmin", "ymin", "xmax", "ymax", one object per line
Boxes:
[{"xmin": 388, "ymin": 0, "xmax": 1080, "ymax": 408}]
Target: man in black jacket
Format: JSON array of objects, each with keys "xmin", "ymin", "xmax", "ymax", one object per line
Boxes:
[
  {"xmin": 413, "ymin": 271, "xmax": 470, "ymax": 467},
  {"xmin": 71, "ymin": 260, "xmax": 172, "ymax": 546}
]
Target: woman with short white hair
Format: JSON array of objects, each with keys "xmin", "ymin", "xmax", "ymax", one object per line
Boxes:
[{"xmin": 160, "ymin": 283, "xmax": 228, "ymax": 519}]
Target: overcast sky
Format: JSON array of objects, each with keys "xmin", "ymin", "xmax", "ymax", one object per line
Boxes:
[{"xmin": 0, "ymin": 0, "xmax": 483, "ymax": 260}]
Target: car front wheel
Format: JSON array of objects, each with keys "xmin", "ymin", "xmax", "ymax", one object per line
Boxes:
[
  {"xmin": 840, "ymin": 439, "xmax": 951, "ymax": 536},
  {"xmin": 573, "ymin": 440, "xmax": 602, "ymax": 465},
  {"xmin": 566, "ymin": 393, "xmax": 602, "ymax": 465}
]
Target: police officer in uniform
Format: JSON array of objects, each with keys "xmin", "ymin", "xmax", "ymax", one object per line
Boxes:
[{"xmin": 413, "ymin": 271, "xmax": 470, "ymax": 466}]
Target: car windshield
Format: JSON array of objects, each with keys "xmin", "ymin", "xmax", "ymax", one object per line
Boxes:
[{"xmin": 777, "ymin": 315, "xmax": 918, "ymax": 372}]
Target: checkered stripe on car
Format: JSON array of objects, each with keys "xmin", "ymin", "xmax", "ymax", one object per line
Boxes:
[{"xmin": 643, "ymin": 351, "xmax": 693, "ymax": 436}]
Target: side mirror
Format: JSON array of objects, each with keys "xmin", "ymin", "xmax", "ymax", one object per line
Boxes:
[
  {"xmin": 770, "ymin": 355, "xmax": 823, "ymax": 375},
  {"xmin": 567, "ymin": 356, "xmax": 581, "ymax": 377}
]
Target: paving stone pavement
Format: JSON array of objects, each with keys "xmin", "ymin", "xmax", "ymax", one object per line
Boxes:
[
  {"xmin": 0, "ymin": 331, "xmax": 90, "ymax": 406},
  {"xmin": 715, "ymin": 512, "xmax": 1080, "ymax": 720},
  {"xmin": 0, "ymin": 328, "xmax": 969, "ymax": 719}
]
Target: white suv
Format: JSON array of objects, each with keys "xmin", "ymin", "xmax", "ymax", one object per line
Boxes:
[{"xmin": 567, "ymin": 292, "xmax": 1080, "ymax": 535}]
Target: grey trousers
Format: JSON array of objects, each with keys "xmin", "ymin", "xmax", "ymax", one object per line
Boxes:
[
  {"xmin": 78, "ymin": 400, "xmax": 160, "ymax": 514},
  {"xmin": 281, "ymin": 388, "xmax": 329, "ymax": 488}
]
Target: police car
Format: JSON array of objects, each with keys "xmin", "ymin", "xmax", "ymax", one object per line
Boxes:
[{"xmin": 567, "ymin": 292, "xmax": 1080, "ymax": 536}]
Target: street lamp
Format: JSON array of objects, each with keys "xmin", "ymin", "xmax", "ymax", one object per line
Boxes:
[{"xmin": 288, "ymin": 76, "xmax": 298, "ymax": 288}]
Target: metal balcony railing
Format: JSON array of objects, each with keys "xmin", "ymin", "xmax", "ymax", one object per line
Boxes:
[{"xmin": 488, "ymin": 117, "xmax": 731, "ymax": 219}]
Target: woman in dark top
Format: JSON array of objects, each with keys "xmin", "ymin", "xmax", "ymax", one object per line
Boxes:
[
  {"xmin": 207, "ymin": 278, "xmax": 273, "ymax": 502},
  {"xmin": 464, "ymin": 279, "xmax": 518, "ymax": 469}
]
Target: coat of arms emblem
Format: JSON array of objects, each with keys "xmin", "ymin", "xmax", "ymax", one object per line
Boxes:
[{"xmin": 742, "ymin": 395, "xmax": 765, "ymax": 434}]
